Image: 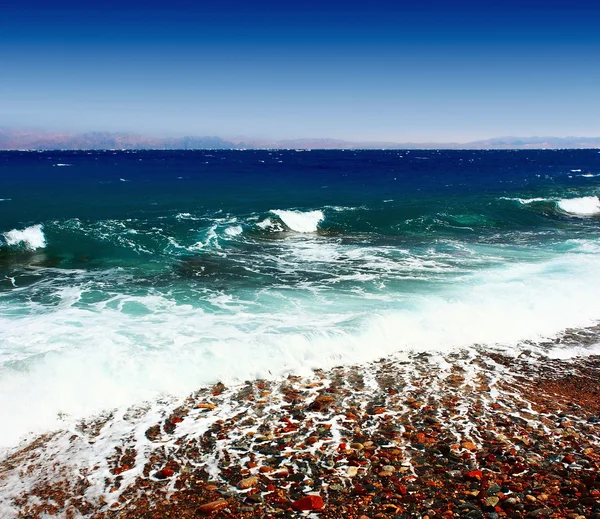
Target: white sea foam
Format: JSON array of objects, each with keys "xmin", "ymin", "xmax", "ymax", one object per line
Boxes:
[
  {"xmin": 557, "ymin": 196, "xmax": 600, "ymax": 216},
  {"xmin": 185, "ymin": 224, "xmax": 221, "ymax": 250},
  {"xmin": 271, "ymin": 209, "xmax": 324, "ymax": 233},
  {"xmin": 327, "ymin": 205, "xmax": 361, "ymax": 212},
  {"xmin": 54, "ymin": 163, "xmax": 71, "ymax": 167},
  {"xmin": 501, "ymin": 197, "xmax": 548, "ymax": 204},
  {"xmin": 3, "ymin": 224, "xmax": 46, "ymax": 250},
  {"xmin": 2, "ymin": 246, "xmax": 600, "ymax": 449},
  {"xmin": 224, "ymin": 225, "xmax": 243, "ymax": 237},
  {"xmin": 175, "ymin": 212, "xmax": 201, "ymax": 221},
  {"xmin": 256, "ymin": 217, "xmax": 284, "ymax": 231},
  {"xmin": 547, "ymin": 342, "xmax": 600, "ymax": 360}
]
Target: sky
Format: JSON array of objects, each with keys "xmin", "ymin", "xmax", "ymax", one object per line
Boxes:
[{"xmin": 1, "ymin": 0, "xmax": 599, "ymax": 142}]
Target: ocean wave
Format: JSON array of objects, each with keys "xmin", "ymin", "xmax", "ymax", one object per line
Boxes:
[
  {"xmin": 175, "ymin": 213, "xmax": 202, "ymax": 221},
  {"xmin": 557, "ymin": 196, "xmax": 600, "ymax": 216},
  {"xmin": 256, "ymin": 217, "xmax": 284, "ymax": 232},
  {"xmin": 2, "ymin": 224, "xmax": 47, "ymax": 251},
  {"xmin": 224, "ymin": 225, "xmax": 243, "ymax": 237},
  {"xmin": 326, "ymin": 205, "xmax": 362, "ymax": 212},
  {"xmin": 270, "ymin": 209, "xmax": 324, "ymax": 233},
  {"xmin": 53, "ymin": 218, "xmax": 156, "ymax": 255},
  {"xmin": 500, "ymin": 196, "xmax": 549, "ymax": 204},
  {"xmin": 2, "ymin": 248, "xmax": 600, "ymax": 448},
  {"xmin": 501, "ymin": 195, "xmax": 600, "ymax": 217}
]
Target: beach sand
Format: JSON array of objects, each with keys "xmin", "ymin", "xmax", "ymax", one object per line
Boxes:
[{"xmin": 1, "ymin": 337, "xmax": 599, "ymax": 519}]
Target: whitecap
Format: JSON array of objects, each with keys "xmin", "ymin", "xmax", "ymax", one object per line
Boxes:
[
  {"xmin": 270, "ymin": 209, "xmax": 324, "ymax": 233},
  {"xmin": 175, "ymin": 212, "xmax": 201, "ymax": 221},
  {"xmin": 256, "ymin": 218, "xmax": 284, "ymax": 231},
  {"xmin": 500, "ymin": 197, "xmax": 548, "ymax": 204},
  {"xmin": 3, "ymin": 224, "xmax": 47, "ymax": 250},
  {"xmin": 327, "ymin": 205, "xmax": 361, "ymax": 212},
  {"xmin": 557, "ymin": 196, "xmax": 600, "ymax": 216},
  {"xmin": 224, "ymin": 225, "xmax": 243, "ymax": 237}
]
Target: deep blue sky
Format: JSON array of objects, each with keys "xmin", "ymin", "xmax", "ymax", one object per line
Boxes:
[{"xmin": 1, "ymin": 0, "xmax": 598, "ymax": 141}]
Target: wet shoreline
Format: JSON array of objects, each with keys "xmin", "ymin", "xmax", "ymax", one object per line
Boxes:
[{"xmin": 1, "ymin": 345, "xmax": 599, "ymax": 519}]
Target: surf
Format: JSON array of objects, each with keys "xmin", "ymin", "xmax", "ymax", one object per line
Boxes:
[{"xmin": 2, "ymin": 224, "xmax": 46, "ymax": 251}]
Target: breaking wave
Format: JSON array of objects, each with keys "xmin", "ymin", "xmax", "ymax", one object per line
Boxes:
[
  {"xmin": 557, "ymin": 196, "xmax": 600, "ymax": 216},
  {"xmin": 2, "ymin": 247, "xmax": 600, "ymax": 448},
  {"xmin": 502, "ymin": 197, "xmax": 549, "ymax": 205},
  {"xmin": 270, "ymin": 209, "xmax": 324, "ymax": 233},
  {"xmin": 2, "ymin": 224, "xmax": 47, "ymax": 251},
  {"xmin": 224, "ymin": 225, "xmax": 243, "ymax": 237},
  {"xmin": 502, "ymin": 195, "xmax": 600, "ymax": 217}
]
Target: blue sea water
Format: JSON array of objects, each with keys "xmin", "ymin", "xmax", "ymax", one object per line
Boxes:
[{"xmin": 1, "ymin": 148, "xmax": 600, "ymax": 448}]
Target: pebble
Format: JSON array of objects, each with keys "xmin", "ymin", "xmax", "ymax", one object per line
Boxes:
[
  {"xmin": 487, "ymin": 484, "xmax": 501, "ymax": 494},
  {"xmin": 153, "ymin": 468, "xmax": 174, "ymax": 479},
  {"xmin": 291, "ymin": 495, "xmax": 325, "ymax": 511},
  {"xmin": 237, "ymin": 475, "xmax": 259, "ymax": 489},
  {"xmin": 6, "ymin": 350, "xmax": 600, "ymax": 519},
  {"xmin": 197, "ymin": 499, "xmax": 229, "ymax": 514},
  {"xmin": 347, "ymin": 466, "xmax": 359, "ymax": 477},
  {"xmin": 485, "ymin": 496, "xmax": 499, "ymax": 507}
]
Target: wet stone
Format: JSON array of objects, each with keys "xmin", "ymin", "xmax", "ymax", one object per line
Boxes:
[
  {"xmin": 487, "ymin": 484, "xmax": 501, "ymax": 495},
  {"xmin": 485, "ymin": 496, "xmax": 499, "ymax": 508},
  {"xmin": 5, "ymin": 350, "xmax": 600, "ymax": 519}
]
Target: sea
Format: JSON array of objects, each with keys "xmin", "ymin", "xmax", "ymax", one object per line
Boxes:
[{"xmin": 1, "ymin": 148, "xmax": 600, "ymax": 453}]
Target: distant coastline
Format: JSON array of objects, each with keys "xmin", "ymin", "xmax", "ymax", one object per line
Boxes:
[{"xmin": 1, "ymin": 128, "xmax": 600, "ymax": 150}]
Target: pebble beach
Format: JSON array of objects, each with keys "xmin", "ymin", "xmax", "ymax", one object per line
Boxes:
[{"xmin": 2, "ymin": 328, "xmax": 599, "ymax": 519}]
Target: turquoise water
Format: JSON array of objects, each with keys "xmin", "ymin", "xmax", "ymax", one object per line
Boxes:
[{"xmin": 1, "ymin": 149, "xmax": 600, "ymax": 448}]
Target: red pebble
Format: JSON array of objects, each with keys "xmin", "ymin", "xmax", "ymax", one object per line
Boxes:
[
  {"xmin": 154, "ymin": 468, "xmax": 175, "ymax": 479},
  {"xmin": 353, "ymin": 484, "xmax": 367, "ymax": 496},
  {"xmin": 291, "ymin": 495, "xmax": 325, "ymax": 511},
  {"xmin": 466, "ymin": 470, "xmax": 483, "ymax": 480},
  {"xmin": 395, "ymin": 484, "xmax": 408, "ymax": 495}
]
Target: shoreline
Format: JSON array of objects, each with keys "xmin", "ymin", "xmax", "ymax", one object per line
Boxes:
[{"xmin": 1, "ymin": 345, "xmax": 599, "ymax": 518}]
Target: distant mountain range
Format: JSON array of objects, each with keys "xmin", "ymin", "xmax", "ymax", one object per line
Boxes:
[{"xmin": 1, "ymin": 128, "xmax": 599, "ymax": 150}]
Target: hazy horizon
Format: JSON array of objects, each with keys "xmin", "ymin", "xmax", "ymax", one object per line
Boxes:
[
  {"xmin": 1, "ymin": 0, "xmax": 599, "ymax": 140},
  {"xmin": 3, "ymin": 125, "xmax": 600, "ymax": 146}
]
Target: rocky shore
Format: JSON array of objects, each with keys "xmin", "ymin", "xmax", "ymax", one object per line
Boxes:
[{"xmin": 1, "ymin": 344, "xmax": 599, "ymax": 519}]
